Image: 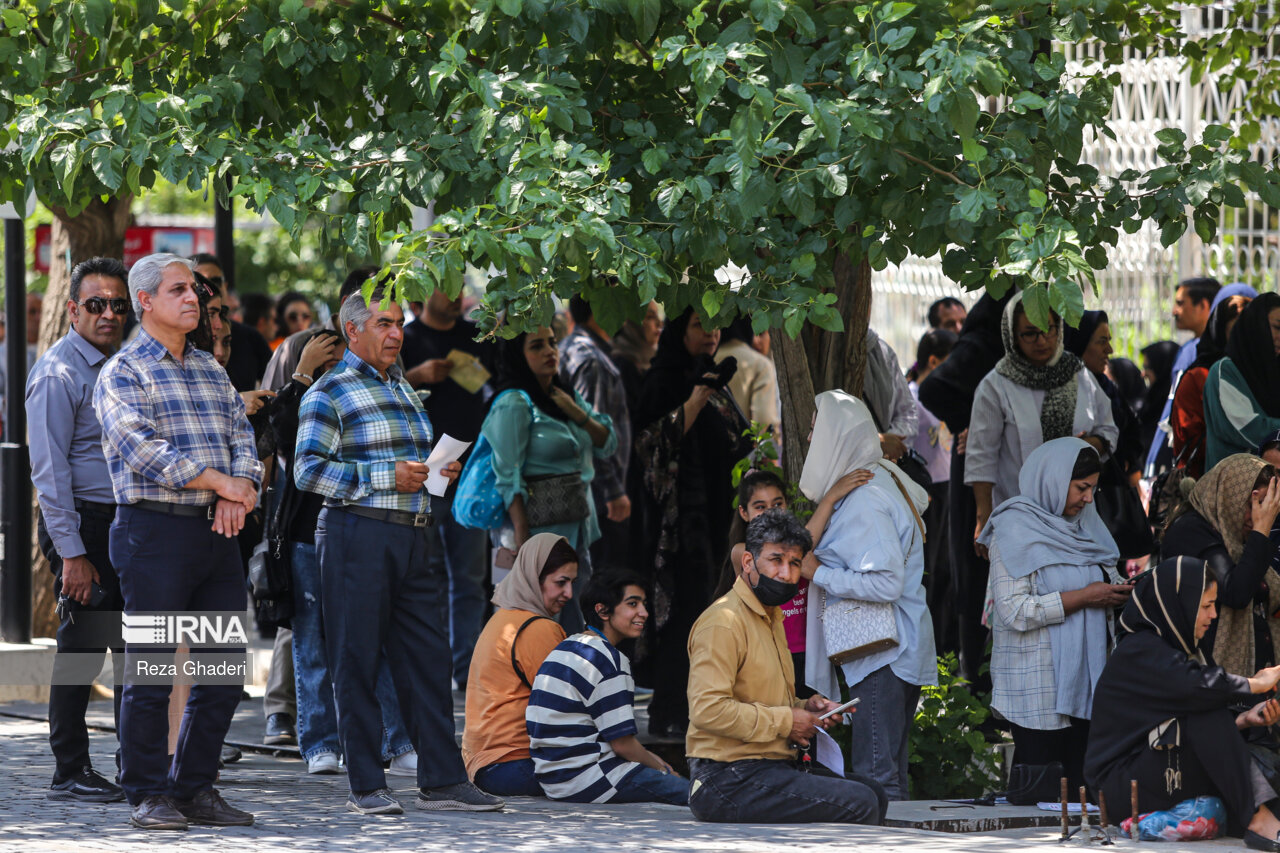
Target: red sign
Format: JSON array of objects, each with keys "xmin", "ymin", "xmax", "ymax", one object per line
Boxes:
[{"xmin": 34, "ymin": 224, "xmax": 216, "ymax": 272}]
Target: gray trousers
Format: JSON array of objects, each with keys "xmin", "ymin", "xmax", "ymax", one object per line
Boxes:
[
  {"xmin": 263, "ymin": 628, "xmax": 296, "ymax": 718},
  {"xmin": 688, "ymin": 758, "xmax": 886, "ymax": 824},
  {"xmin": 847, "ymin": 664, "xmax": 921, "ymax": 800}
]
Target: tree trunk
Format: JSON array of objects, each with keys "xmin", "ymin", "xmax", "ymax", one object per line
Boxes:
[
  {"xmin": 776, "ymin": 253, "xmax": 873, "ymax": 488},
  {"xmin": 30, "ymin": 197, "xmax": 131, "ymax": 638}
]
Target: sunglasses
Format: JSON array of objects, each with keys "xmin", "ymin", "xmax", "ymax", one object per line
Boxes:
[
  {"xmin": 78, "ymin": 298, "xmax": 130, "ymax": 315},
  {"xmin": 287, "ymin": 312, "xmax": 312, "ymax": 322},
  {"xmin": 204, "ymin": 275, "xmax": 225, "ymax": 287}
]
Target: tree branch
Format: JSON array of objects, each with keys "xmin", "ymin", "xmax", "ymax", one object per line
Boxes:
[{"xmin": 892, "ymin": 148, "xmax": 970, "ymax": 186}]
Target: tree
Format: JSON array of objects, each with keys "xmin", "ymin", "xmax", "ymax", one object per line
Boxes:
[{"xmin": 3, "ymin": 0, "xmax": 1278, "ymax": 626}]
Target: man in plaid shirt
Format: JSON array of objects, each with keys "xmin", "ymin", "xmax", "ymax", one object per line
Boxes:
[
  {"xmin": 294, "ymin": 285, "xmax": 503, "ymax": 816},
  {"xmin": 94, "ymin": 253, "xmax": 263, "ymax": 831}
]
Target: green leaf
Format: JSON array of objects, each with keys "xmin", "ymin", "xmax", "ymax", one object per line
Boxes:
[
  {"xmin": 641, "ymin": 147, "xmax": 669, "ymax": 175},
  {"xmin": 879, "ymin": 2, "xmax": 916, "ymax": 23},
  {"xmin": 702, "ymin": 288, "xmax": 723, "ymax": 318},
  {"xmin": 972, "ymin": 58, "xmax": 1003, "ymax": 96},
  {"xmin": 1027, "ymin": 188, "xmax": 1047, "ymax": 208},
  {"xmin": 962, "ymin": 138, "xmax": 987, "ymax": 163},
  {"xmin": 815, "ymin": 163, "xmax": 848, "ymax": 196},
  {"xmin": 628, "ymin": 0, "xmax": 660, "ymax": 43},
  {"xmin": 949, "ymin": 91, "xmax": 978, "ymax": 141},
  {"xmin": 1021, "ymin": 285, "xmax": 1051, "ymax": 332},
  {"xmin": 497, "ymin": 0, "xmax": 522, "ymax": 15},
  {"xmin": 1160, "ymin": 218, "xmax": 1186, "ymax": 248}
]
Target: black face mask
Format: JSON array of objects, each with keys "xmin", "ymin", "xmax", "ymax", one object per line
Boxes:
[{"xmin": 749, "ymin": 570, "xmax": 798, "ymax": 608}]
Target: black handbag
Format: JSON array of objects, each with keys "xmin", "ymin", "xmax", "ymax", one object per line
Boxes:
[
  {"xmin": 248, "ymin": 487, "xmax": 294, "ymax": 625},
  {"xmin": 893, "ymin": 449, "xmax": 933, "ymax": 493},
  {"xmin": 1094, "ymin": 455, "xmax": 1154, "ymax": 559},
  {"xmin": 1005, "ymin": 761, "xmax": 1065, "ymax": 806},
  {"xmin": 525, "ymin": 472, "xmax": 591, "ymax": 528}
]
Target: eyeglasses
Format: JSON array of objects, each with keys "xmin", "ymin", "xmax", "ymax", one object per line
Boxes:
[
  {"xmin": 1017, "ymin": 323, "xmax": 1060, "ymax": 343},
  {"xmin": 78, "ymin": 298, "xmax": 130, "ymax": 315},
  {"xmin": 204, "ymin": 276, "xmax": 225, "ymax": 287}
]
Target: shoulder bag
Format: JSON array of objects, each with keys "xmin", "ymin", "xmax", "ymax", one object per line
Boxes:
[{"xmin": 820, "ymin": 470, "xmax": 925, "ymax": 666}]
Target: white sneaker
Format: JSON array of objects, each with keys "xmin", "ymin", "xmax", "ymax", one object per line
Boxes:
[
  {"xmin": 387, "ymin": 752, "xmax": 418, "ymax": 777},
  {"xmin": 307, "ymin": 753, "xmax": 341, "ymax": 775}
]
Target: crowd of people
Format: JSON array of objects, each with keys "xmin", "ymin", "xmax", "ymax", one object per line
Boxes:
[{"xmin": 26, "ymin": 253, "xmax": 1280, "ymax": 845}]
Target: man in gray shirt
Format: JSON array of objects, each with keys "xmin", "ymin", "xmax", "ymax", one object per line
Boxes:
[{"xmin": 26, "ymin": 257, "xmax": 129, "ymax": 803}]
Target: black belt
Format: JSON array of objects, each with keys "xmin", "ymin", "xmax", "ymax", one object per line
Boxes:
[
  {"xmin": 74, "ymin": 499, "xmax": 118, "ymax": 514},
  {"xmin": 131, "ymin": 499, "xmax": 216, "ymax": 520},
  {"xmin": 332, "ymin": 504, "xmax": 433, "ymax": 528}
]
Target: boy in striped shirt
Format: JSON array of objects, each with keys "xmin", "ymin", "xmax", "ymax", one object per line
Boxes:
[{"xmin": 526, "ymin": 573, "xmax": 689, "ymax": 805}]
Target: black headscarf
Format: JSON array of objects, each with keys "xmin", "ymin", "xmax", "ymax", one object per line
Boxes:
[
  {"xmin": 1109, "ymin": 357, "xmax": 1146, "ymax": 415},
  {"xmin": 916, "ymin": 291, "xmax": 1013, "ymax": 432},
  {"xmin": 1084, "ymin": 557, "xmax": 1254, "ymax": 802},
  {"xmin": 491, "ymin": 331, "xmax": 573, "ymax": 421},
  {"xmin": 1190, "ymin": 296, "xmax": 1250, "ymax": 372},
  {"xmin": 1224, "ymin": 292, "xmax": 1280, "ymax": 418},
  {"xmin": 1139, "ymin": 341, "xmax": 1179, "ymax": 428},
  {"xmin": 1063, "ymin": 310, "xmax": 1109, "ymax": 364},
  {"xmin": 635, "ymin": 308, "xmax": 718, "ymax": 429}
]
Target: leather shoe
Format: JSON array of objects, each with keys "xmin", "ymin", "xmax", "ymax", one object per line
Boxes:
[
  {"xmin": 1246, "ymin": 829, "xmax": 1280, "ymax": 851},
  {"xmin": 174, "ymin": 788, "xmax": 254, "ymax": 826},
  {"xmin": 130, "ymin": 795, "xmax": 189, "ymax": 831},
  {"xmin": 264, "ymin": 712, "xmax": 296, "ymax": 746}
]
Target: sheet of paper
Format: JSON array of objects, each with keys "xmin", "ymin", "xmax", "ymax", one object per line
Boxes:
[
  {"xmin": 424, "ymin": 434, "xmax": 472, "ymax": 497},
  {"xmin": 814, "ymin": 728, "xmax": 845, "ymax": 778},
  {"xmin": 447, "ymin": 348, "xmax": 491, "ymax": 394}
]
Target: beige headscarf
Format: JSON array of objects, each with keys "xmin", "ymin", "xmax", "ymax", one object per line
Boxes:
[
  {"xmin": 491, "ymin": 533, "xmax": 571, "ymax": 617},
  {"xmin": 1184, "ymin": 453, "xmax": 1280, "ymax": 676}
]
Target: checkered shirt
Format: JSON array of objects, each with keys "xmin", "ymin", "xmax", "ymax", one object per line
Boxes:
[
  {"xmin": 294, "ymin": 348, "xmax": 435, "ymax": 513},
  {"xmin": 94, "ymin": 327, "xmax": 263, "ymax": 506}
]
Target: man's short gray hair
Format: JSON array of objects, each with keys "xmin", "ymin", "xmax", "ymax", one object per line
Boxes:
[
  {"xmin": 338, "ymin": 284, "xmax": 391, "ymax": 342},
  {"xmin": 128, "ymin": 253, "xmax": 194, "ymax": 315}
]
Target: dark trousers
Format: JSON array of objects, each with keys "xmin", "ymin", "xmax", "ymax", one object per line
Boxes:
[
  {"xmin": 948, "ymin": 449, "xmax": 990, "ymax": 689},
  {"xmin": 688, "ymin": 757, "xmax": 887, "ymax": 824},
  {"xmin": 111, "ymin": 506, "xmax": 246, "ymax": 806},
  {"xmin": 922, "ymin": 480, "xmax": 957, "ymax": 657},
  {"xmin": 1010, "ymin": 717, "xmax": 1091, "ymax": 796},
  {"xmin": 1098, "ymin": 710, "xmax": 1263, "ymax": 837},
  {"xmin": 39, "ymin": 504, "xmax": 124, "ymax": 783},
  {"xmin": 316, "ymin": 507, "xmax": 466, "ymax": 794}
]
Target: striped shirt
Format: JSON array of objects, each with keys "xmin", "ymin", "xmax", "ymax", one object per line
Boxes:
[
  {"xmin": 94, "ymin": 327, "xmax": 263, "ymax": 505},
  {"xmin": 294, "ymin": 348, "xmax": 434, "ymax": 513},
  {"xmin": 526, "ymin": 630, "xmax": 640, "ymax": 802}
]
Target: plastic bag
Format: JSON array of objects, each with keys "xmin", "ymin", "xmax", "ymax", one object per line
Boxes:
[{"xmin": 1119, "ymin": 796, "xmax": 1226, "ymax": 842}]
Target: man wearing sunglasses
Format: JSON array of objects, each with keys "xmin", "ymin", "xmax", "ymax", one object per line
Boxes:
[{"xmin": 26, "ymin": 257, "xmax": 131, "ymax": 804}]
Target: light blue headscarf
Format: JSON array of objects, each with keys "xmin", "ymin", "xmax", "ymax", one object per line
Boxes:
[
  {"xmin": 978, "ymin": 436, "xmax": 1120, "ymax": 720},
  {"xmin": 1212, "ymin": 282, "xmax": 1258, "ymax": 310}
]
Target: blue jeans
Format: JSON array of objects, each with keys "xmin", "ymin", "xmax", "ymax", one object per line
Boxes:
[
  {"xmin": 290, "ymin": 541, "xmax": 412, "ymax": 763},
  {"xmin": 611, "ymin": 765, "xmax": 690, "ymax": 805},
  {"xmin": 474, "ymin": 758, "xmax": 542, "ymax": 797},
  {"xmin": 428, "ymin": 492, "xmax": 489, "ymax": 685},
  {"xmin": 316, "ymin": 508, "xmax": 466, "ymax": 793},
  {"xmin": 846, "ymin": 664, "xmax": 921, "ymax": 801}
]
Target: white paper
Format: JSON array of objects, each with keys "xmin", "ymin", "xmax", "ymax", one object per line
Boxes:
[
  {"xmin": 814, "ymin": 728, "xmax": 845, "ymax": 778},
  {"xmin": 425, "ymin": 434, "xmax": 472, "ymax": 497},
  {"xmin": 1037, "ymin": 802, "xmax": 1099, "ymax": 814}
]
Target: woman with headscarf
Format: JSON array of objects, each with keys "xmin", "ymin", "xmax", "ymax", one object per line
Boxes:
[
  {"xmin": 1064, "ymin": 310, "xmax": 1143, "ymax": 479},
  {"xmin": 609, "ymin": 301, "xmax": 663, "ymax": 418},
  {"xmin": 633, "ymin": 308, "xmax": 752, "ymax": 738},
  {"xmin": 965, "ymin": 291, "xmax": 1118, "ymax": 558},
  {"xmin": 1084, "ymin": 557, "xmax": 1280, "ymax": 847},
  {"xmin": 979, "ymin": 438, "xmax": 1128, "ymax": 793},
  {"xmin": 462, "ymin": 534, "xmax": 579, "ymax": 797},
  {"xmin": 480, "ymin": 327, "xmax": 617, "ymax": 634},
  {"xmin": 1204, "ymin": 293, "xmax": 1280, "ymax": 468},
  {"xmin": 1140, "ymin": 340, "xmax": 1182, "ymax": 459},
  {"xmin": 800, "ymin": 390, "xmax": 937, "ymax": 800},
  {"xmin": 1162, "ymin": 454, "xmax": 1280, "ymax": 677},
  {"xmin": 1172, "ymin": 293, "xmax": 1254, "ymax": 477}
]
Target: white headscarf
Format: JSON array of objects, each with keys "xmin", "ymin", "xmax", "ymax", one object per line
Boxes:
[{"xmin": 799, "ymin": 389, "xmax": 928, "ymax": 513}]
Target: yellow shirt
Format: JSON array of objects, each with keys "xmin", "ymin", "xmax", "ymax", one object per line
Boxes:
[
  {"xmin": 685, "ymin": 576, "xmax": 805, "ymax": 762},
  {"xmin": 462, "ymin": 608, "xmax": 566, "ymax": 778}
]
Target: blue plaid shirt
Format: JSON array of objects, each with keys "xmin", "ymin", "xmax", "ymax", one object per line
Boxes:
[
  {"xmin": 94, "ymin": 327, "xmax": 263, "ymax": 506},
  {"xmin": 294, "ymin": 348, "xmax": 435, "ymax": 513}
]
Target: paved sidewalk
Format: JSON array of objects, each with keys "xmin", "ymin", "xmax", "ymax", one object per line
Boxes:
[{"xmin": 0, "ymin": 698, "xmax": 1247, "ymax": 853}]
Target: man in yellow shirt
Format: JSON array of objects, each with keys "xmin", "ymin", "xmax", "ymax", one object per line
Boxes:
[{"xmin": 685, "ymin": 509, "xmax": 888, "ymax": 824}]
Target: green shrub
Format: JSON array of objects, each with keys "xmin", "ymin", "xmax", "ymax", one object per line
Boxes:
[{"xmin": 907, "ymin": 653, "xmax": 1002, "ymax": 800}]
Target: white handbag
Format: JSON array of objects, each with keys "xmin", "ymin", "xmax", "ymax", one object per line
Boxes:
[{"xmin": 820, "ymin": 470, "xmax": 925, "ymax": 666}]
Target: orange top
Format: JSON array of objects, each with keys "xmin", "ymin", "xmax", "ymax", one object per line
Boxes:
[{"xmin": 461, "ymin": 608, "xmax": 566, "ymax": 778}]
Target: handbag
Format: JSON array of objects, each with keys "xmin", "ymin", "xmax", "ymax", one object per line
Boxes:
[
  {"xmin": 820, "ymin": 469, "xmax": 925, "ymax": 665},
  {"xmin": 453, "ymin": 433, "xmax": 507, "ymax": 531},
  {"xmin": 525, "ymin": 472, "xmax": 590, "ymax": 528},
  {"xmin": 248, "ymin": 490, "xmax": 293, "ymax": 625},
  {"xmin": 1005, "ymin": 761, "xmax": 1065, "ymax": 806},
  {"xmin": 1094, "ymin": 455, "xmax": 1154, "ymax": 558}
]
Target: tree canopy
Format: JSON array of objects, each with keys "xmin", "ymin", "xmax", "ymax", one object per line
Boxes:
[{"xmin": 2, "ymin": 0, "xmax": 1276, "ymax": 336}]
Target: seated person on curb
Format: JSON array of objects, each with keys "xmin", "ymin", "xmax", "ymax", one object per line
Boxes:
[
  {"xmin": 685, "ymin": 509, "xmax": 888, "ymax": 825},
  {"xmin": 527, "ymin": 572, "xmax": 689, "ymax": 805},
  {"xmin": 463, "ymin": 533, "xmax": 577, "ymax": 796}
]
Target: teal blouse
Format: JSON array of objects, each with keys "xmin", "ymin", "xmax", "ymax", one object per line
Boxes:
[{"xmin": 481, "ymin": 389, "xmax": 618, "ymax": 549}]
